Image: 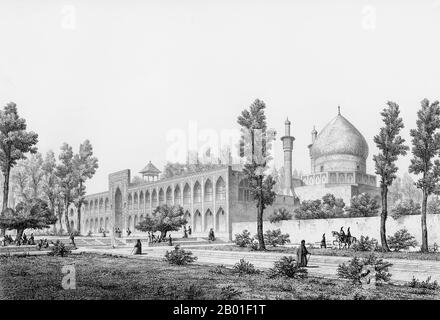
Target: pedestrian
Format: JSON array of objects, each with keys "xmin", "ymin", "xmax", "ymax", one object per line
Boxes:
[
  {"xmin": 296, "ymin": 240, "xmax": 310, "ymax": 267},
  {"xmin": 70, "ymin": 232, "xmax": 76, "ymax": 248},
  {"xmin": 188, "ymin": 226, "xmax": 192, "ymax": 236},
  {"xmin": 168, "ymin": 234, "xmax": 173, "ymax": 246},
  {"xmin": 320, "ymin": 233, "xmax": 326, "ymax": 249},
  {"xmin": 132, "ymin": 239, "xmax": 142, "ymax": 255}
]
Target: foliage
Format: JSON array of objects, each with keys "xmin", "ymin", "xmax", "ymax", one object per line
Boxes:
[
  {"xmin": 391, "ymin": 199, "xmax": 421, "ymax": 219},
  {"xmin": 237, "ymin": 99, "xmax": 277, "ymax": 250},
  {"xmin": 234, "ymin": 229, "xmax": 253, "ymax": 247},
  {"xmin": 337, "ymin": 254, "xmax": 392, "ymax": 285},
  {"xmin": 12, "ymin": 153, "xmax": 45, "ymax": 202},
  {"xmin": 387, "ymin": 229, "xmax": 417, "ymax": 252},
  {"xmin": 351, "ymin": 236, "xmax": 378, "ymax": 252},
  {"xmin": 182, "ymin": 283, "xmax": 205, "ymax": 299},
  {"xmin": 263, "ymin": 229, "xmax": 290, "ymax": 247},
  {"xmin": 388, "ymin": 173, "xmax": 422, "ymax": 207},
  {"xmin": 210, "ymin": 265, "xmax": 228, "ymax": 275},
  {"xmin": 233, "ymin": 258, "xmax": 259, "ymax": 275},
  {"xmin": 294, "ymin": 193, "xmax": 345, "ymax": 219},
  {"xmin": 409, "ymin": 276, "xmax": 439, "ymax": 290},
  {"xmin": 48, "ymin": 240, "xmax": 71, "ymax": 257},
  {"xmin": 136, "ymin": 205, "xmax": 187, "ymax": 240},
  {"xmin": 268, "ymin": 207, "xmax": 292, "ymax": 223},
  {"xmin": 427, "ymin": 197, "xmax": 440, "ymax": 215},
  {"xmin": 0, "ymin": 198, "xmax": 57, "ymax": 237},
  {"xmin": 161, "ymin": 161, "xmax": 224, "ymax": 179},
  {"xmin": 164, "ymin": 245, "xmax": 197, "ymax": 265},
  {"xmin": 219, "ymin": 285, "xmax": 242, "ymax": 300},
  {"xmin": 409, "ymin": 98, "xmax": 440, "ymax": 252},
  {"xmin": 268, "ymin": 256, "xmax": 308, "ymax": 279},
  {"xmin": 345, "ymin": 193, "xmax": 380, "ymax": 217}
]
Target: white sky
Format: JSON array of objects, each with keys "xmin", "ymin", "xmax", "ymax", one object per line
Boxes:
[{"xmin": 1, "ymin": 0, "xmax": 440, "ymax": 194}]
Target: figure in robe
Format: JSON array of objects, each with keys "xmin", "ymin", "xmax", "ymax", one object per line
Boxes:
[
  {"xmin": 296, "ymin": 240, "xmax": 310, "ymax": 267},
  {"xmin": 320, "ymin": 233, "xmax": 326, "ymax": 249},
  {"xmin": 133, "ymin": 239, "xmax": 142, "ymax": 255}
]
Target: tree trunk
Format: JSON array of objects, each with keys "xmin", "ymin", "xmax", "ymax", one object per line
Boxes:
[
  {"xmin": 1, "ymin": 166, "xmax": 11, "ymax": 236},
  {"xmin": 421, "ymin": 190, "xmax": 429, "ymax": 252},
  {"xmin": 256, "ymin": 176, "xmax": 265, "ymax": 250},
  {"xmin": 380, "ymin": 185, "xmax": 390, "ymax": 252},
  {"xmin": 64, "ymin": 199, "xmax": 71, "ymax": 234},
  {"xmin": 76, "ymin": 203, "xmax": 82, "ymax": 236},
  {"xmin": 16, "ymin": 228, "xmax": 24, "ymax": 241}
]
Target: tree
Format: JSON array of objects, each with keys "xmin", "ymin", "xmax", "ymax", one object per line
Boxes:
[
  {"xmin": 0, "ymin": 102, "xmax": 38, "ymax": 235},
  {"xmin": 293, "ymin": 194, "xmax": 345, "ymax": 219},
  {"xmin": 237, "ymin": 99, "xmax": 277, "ymax": 250},
  {"xmin": 72, "ymin": 140, "xmax": 98, "ymax": 235},
  {"xmin": 268, "ymin": 207, "xmax": 292, "ymax": 223},
  {"xmin": 428, "ymin": 196, "xmax": 440, "ymax": 215},
  {"xmin": 12, "ymin": 153, "xmax": 44, "ymax": 203},
  {"xmin": 409, "ymin": 98, "xmax": 440, "ymax": 252},
  {"xmin": 387, "ymin": 229, "xmax": 417, "ymax": 252},
  {"xmin": 135, "ymin": 204, "xmax": 187, "ymax": 241},
  {"xmin": 41, "ymin": 151, "xmax": 62, "ymax": 230},
  {"xmin": 345, "ymin": 193, "xmax": 380, "ymax": 218},
  {"xmin": 56, "ymin": 143, "xmax": 78, "ymax": 233},
  {"xmin": 391, "ymin": 199, "xmax": 421, "ymax": 220},
  {"xmin": 373, "ymin": 102, "xmax": 409, "ymax": 251},
  {"xmin": 0, "ymin": 198, "xmax": 57, "ymax": 239}
]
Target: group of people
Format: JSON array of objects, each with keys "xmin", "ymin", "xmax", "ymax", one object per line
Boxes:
[
  {"xmin": 1, "ymin": 233, "xmax": 35, "ymax": 246},
  {"xmin": 182, "ymin": 225, "xmax": 192, "ymax": 238}
]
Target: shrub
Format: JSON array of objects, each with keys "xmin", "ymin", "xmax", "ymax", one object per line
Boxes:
[
  {"xmin": 249, "ymin": 239, "xmax": 260, "ymax": 251},
  {"xmin": 294, "ymin": 194, "xmax": 345, "ymax": 219},
  {"xmin": 351, "ymin": 236, "xmax": 377, "ymax": 252},
  {"xmin": 409, "ymin": 276, "xmax": 439, "ymax": 290},
  {"xmin": 391, "ymin": 200, "xmax": 421, "ymax": 219},
  {"xmin": 263, "ymin": 229, "xmax": 290, "ymax": 247},
  {"xmin": 345, "ymin": 193, "xmax": 380, "ymax": 217},
  {"xmin": 48, "ymin": 240, "xmax": 71, "ymax": 257},
  {"xmin": 269, "ymin": 208, "xmax": 292, "ymax": 223},
  {"xmin": 268, "ymin": 256, "xmax": 308, "ymax": 279},
  {"xmin": 234, "ymin": 230, "xmax": 253, "ymax": 247},
  {"xmin": 164, "ymin": 245, "xmax": 197, "ymax": 265},
  {"xmin": 233, "ymin": 258, "xmax": 259, "ymax": 275},
  {"xmin": 210, "ymin": 265, "xmax": 228, "ymax": 275},
  {"xmin": 182, "ymin": 284, "xmax": 205, "ymax": 299},
  {"xmin": 337, "ymin": 254, "xmax": 392, "ymax": 285},
  {"xmin": 387, "ymin": 229, "xmax": 417, "ymax": 252},
  {"xmin": 219, "ymin": 285, "xmax": 242, "ymax": 300}
]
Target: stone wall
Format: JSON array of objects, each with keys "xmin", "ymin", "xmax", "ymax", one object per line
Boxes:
[{"xmin": 232, "ymin": 214, "xmax": 440, "ymax": 246}]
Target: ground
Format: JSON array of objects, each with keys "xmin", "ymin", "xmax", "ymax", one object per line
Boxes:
[{"xmin": 0, "ymin": 253, "xmax": 439, "ymax": 300}]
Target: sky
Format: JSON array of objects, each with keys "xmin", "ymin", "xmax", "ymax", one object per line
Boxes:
[{"xmin": 1, "ymin": 0, "xmax": 440, "ymax": 194}]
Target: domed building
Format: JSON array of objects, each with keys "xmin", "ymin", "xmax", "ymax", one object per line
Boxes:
[{"xmin": 293, "ymin": 108, "xmax": 380, "ymax": 205}]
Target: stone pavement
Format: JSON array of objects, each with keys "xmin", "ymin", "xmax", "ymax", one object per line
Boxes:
[{"xmin": 77, "ymin": 245, "xmax": 440, "ymax": 284}]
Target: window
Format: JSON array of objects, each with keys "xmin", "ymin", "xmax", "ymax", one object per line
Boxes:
[{"xmin": 238, "ymin": 179, "xmax": 251, "ymax": 202}]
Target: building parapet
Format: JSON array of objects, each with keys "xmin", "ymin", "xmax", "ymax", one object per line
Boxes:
[{"xmin": 300, "ymin": 171, "xmax": 376, "ymax": 187}]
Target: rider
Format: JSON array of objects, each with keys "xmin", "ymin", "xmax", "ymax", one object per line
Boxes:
[
  {"xmin": 340, "ymin": 227, "xmax": 346, "ymax": 238},
  {"xmin": 347, "ymin": 227, "xmax": 351, "ymax": 238}
]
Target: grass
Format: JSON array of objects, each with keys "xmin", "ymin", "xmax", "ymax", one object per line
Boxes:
[
  {"xmin": 186, "ymin": 244, "xmax": 440, "ymax": 261},
  {"xmin": 0, "ymin": 253, "xmax": 439, "ymax": 300}
]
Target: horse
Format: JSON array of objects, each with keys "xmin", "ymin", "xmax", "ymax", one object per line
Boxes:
[{"xmin": 332, "ymin": 231, "xmax": 357, "ymax": 249}]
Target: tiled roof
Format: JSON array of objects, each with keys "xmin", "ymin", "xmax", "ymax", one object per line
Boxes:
[{"xmin": 140, "ymin": 161, "xmax": 161, "ymax": 175}]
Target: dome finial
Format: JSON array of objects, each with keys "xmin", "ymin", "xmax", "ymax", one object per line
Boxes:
[{"xmin": 338, "ymin": 105, "xmax": 341, "ymax": 115}]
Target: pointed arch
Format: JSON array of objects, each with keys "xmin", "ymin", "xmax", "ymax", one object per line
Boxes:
[
  {"xmin": 105, "ymin": 198, "xmax": 109, "ymax": 211},
  {"xmin": 105, "ymin": 217, "xmax": 109, "ymax": 232},
  {"xmin": 134, "ymin": 192, "xmax": 138, "ymax": 209},
  {"xmin": 216, "ymin": 177, "xmax": 226, "ymax": 201},
  {"xmin": 204, "ymin": 179, "xmax": 213, "ymax": 202},
  {"xmin": 159, "ymin": 188, "xmax": 165, "ymax": 205},
  {"xmin": 174, "ymin": 185, "xmax": 181, "ymax": 205},
  {"xmin": 194, "ymin": 210, "xmax": 202, "ymax": 232},
  {"xmin": 238, "ymin": 179, "xmax": 251, "ymax": 201},
  {"xmin": 128, "ymin": 193, "xmax": 133, "ymax": 210},
  {"xmin": 139, "ymin": 191, "xmax": 144, "ymax": 209},
  {"xmin": 152, "ymin": 189, "xmax": 158, "ymax": 207},
  {"xmin": 204, "ymin": 209, "xmax": 213, "ymax": 232},
  {"xmin": 183, "ymin": 183, "xmax": 191, "ymax": 205},
  {"xmin": 184, "ymin": 210, "xmax": 191, "ymax": 227},
  {"xmin": 145, "ymin": 190, "xmax": 150, "ymax": 206},
  {"xmin": 99, "ymin": 198, "xmax": 104, "ymax": 211},
  {"xmin": 127, "ymin": 216, "xmax": 132, "ymax": 231},
  {"xmin": 216, "ymin": 207, "xmax": 227, "ymax": 232},
  {"xmin": 193, "ymin": 181, "xmax": 201, "ymax": 203},
  {"xmin": 134, "ymin": 215, "xmax": 138, "ymax": 230},
  {"xmin": 166, "ymin": 186, "xmax": 173, "ymax": 205}
]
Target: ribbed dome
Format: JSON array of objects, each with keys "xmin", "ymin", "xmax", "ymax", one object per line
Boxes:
[{"xmin": 310, "ymin": 113, "xmax": 369, "ymax": 160}]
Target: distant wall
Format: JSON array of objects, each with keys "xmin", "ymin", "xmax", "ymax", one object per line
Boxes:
[{"xmin": 232, "ymin": 214, "xmax": 440, "ymax": 245}]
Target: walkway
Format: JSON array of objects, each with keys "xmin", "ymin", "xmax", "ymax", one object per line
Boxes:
[{"xmin": 77, "ymin": 245, "xmax": 440, "ymax": 284}]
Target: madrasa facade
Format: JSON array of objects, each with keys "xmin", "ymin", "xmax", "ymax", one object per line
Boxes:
[{"xmin": 66, "ymin": 109, "xmax": 380, "ymax": 241}]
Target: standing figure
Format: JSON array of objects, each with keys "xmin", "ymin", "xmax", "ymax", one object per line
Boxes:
[
  {"xmin": 133, "ymin": 239, "xmax": 142, "ymax": 255},
  {"xmin": 320, "ymin": 233, "xmax": 326, "ymax": 249},
  {"xmin": 183, "ymin": 226, "xmax": 188, "ymax": 238},
  {"xmin": 168, "ymin": 234, "xmax": 173, "ymax": 246},
  {"xmin": 296, "ymin": 240, "xmax": 310, "ymax": 267},
  {"xmin": 188, "ymin": 226, "xmax": 192, "ymax": 236},
  {"xmin": 70, "ymin": 232, "xmax": 76, "ymax": 248},
  {"xmin": 208, "ymin": 228, "xmax": 215, "ymax": 241},
  {"xmin": 127, "ymin": 228, "xmax": 132, "ymax": 237}
]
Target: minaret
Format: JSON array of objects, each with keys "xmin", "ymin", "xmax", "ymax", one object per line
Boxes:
[{"xmin": 280, "ymin": 118, "xmax": 295, "ymax": 196}]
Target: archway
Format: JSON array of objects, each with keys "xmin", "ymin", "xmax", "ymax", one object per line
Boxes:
[
  {"xmin": 204, "ymin": 209, "xmax": 213, "ymax": 232},
  {"xmin": 114, "ymin": 188, "xmax": 123, "ymax": 232},
  {"xmin": 216, "ymin": 208, "xmax": 226, "ymax": 232},
  {"xmin": 194, "ymin": 210, "xmax": 202, "ymax": 232}
]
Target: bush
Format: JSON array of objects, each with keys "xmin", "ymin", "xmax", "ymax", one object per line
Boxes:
[
  {"xmin": 233, "ymin": 258, "xmax": 259, "ymax": 275},
  {"xmin": 351, "ymin": 236, "xmax": 377, "ymax": 252},
  {"xmin": 409, "ymin": 276, "xmax": 439, "ymax": 290},
  {"xmin": 219, "ymin": 285, "xmax": 242, "ymax": 300},
  {"xmin": 48, "ymin": 240, "xmax": 71, "ymax": 257},
  {"xmin": 249, "ymin": 239, "xmax": 260, "ymax": 251},
  {"xmin": 263, "ymin": 229, "xmax": 290, "ymax": 247},
  {"xmin": 269, "ymin": 208, "xmax": 292, "ymax": 223},
  {"xmin": 210, "ymin": 265, "xmax": 228, "ymax": 275},
  {"xmin": 268, "ymin": 256, "xmax": 308, "ymax": 279},
  {"xmin": 387, "ymin": 229, "xmax": 417, "ymax": 252},
  {"xmin": 294, "ymin": 194, "xmax": 345, "ymax": 219},
  {"xmin": 164, "ymin": 245, "xmax": 197, "ymax": 265},
  {"xmin": 391, "ymin": 200, "xmax": 421, "ymax": 219},
  {"xmin": 337, "ymin": 254, "xmax": 392, "ymax": 285},
  {"xmin": 182, "ymin": 283, "xmax": 205, "ymax": 299},
  {"xmin": 234, "ymin": 230, "xmax": 253, "ymax": 247},
  {"xmin": 346, "ymin": 193, "xmax": 380, "ymax": 217}
]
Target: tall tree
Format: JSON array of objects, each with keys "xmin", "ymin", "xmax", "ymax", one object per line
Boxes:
[
  {"xmin": 237, "ymin": 99, "xmax": 276, "ymax": 250},
  {"xmin": 12, "ymin": 153, "xmax": 44, "ymax": 203},
  {"xmin": 56, "ymin": 143, "xmax": 77, "ymax": 233},
  {"xmin": 41, "ymin": 150, "xmax": 62, "ymax": 230},
  {"xmin": 73, "ymin": 140, "xmax": 98, "ymax": 235},
  {"xmin": 409, "ymin": 98, "xmax": 440, "ymax": 252},
  {"xmin": 0, "ymin": 102, "xmax": 38, "ymax": 235},
  {"xmin": 373, "ymin": 102, "xmax": 409, "ymax": 251}
]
